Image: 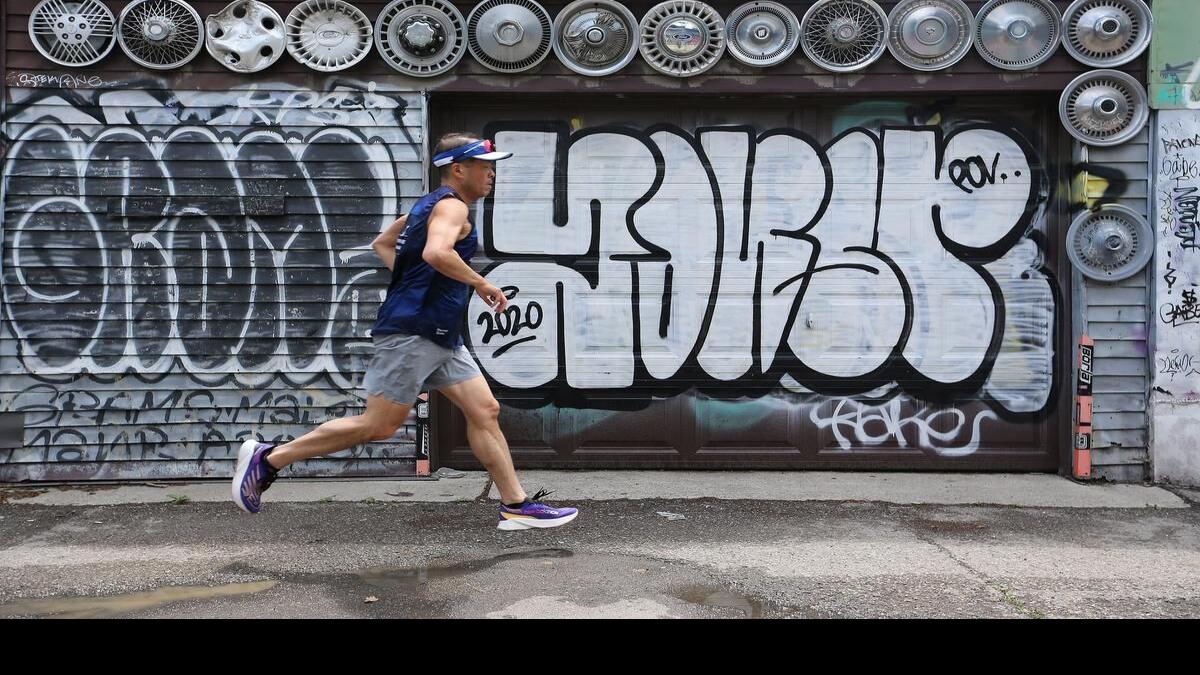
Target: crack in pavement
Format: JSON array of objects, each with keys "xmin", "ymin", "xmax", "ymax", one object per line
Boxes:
[{"xmin": 907, "ymin": 526, "xmax": 1045, "ymax": 619}]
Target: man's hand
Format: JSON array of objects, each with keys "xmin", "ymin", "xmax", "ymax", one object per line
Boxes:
[{"xmin": 475, "ymin": 281, "xmax": 508, "ymax": 312}]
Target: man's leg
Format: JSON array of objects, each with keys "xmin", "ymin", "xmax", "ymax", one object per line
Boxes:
[
  {"xmin": 267, "ymin": 395, "xmax": 413, "ymax": 470},
  {"xmin": 232, "ymin": 395, "xmax": 412, "ymax": 513},
  {"xmin": 436, "ymin": 376, "xmax": 525, "ymax": 505},
  {"xmin": 437, "ymin": 375, "xmax": 577, "ymax": 530}
]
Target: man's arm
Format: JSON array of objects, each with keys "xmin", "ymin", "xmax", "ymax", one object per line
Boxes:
[
  {"xmin": 422, "ymin": 200, "xmax": 508, "ymax": 312},
  {"xmin": 371, "ymin": 213, "xmax": 409, "ymax": 272}
]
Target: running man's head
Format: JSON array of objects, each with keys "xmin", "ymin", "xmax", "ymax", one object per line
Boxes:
[{"xmin": 432, "ymin": 132, "xmax": 512, "ymax": 202}]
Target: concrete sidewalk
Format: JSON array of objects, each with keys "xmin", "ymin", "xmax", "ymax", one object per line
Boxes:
[
  {"xmin": 2, "ymin": 483, "xmax": 1198, "ymax": 618},
  {"xmin": 1, "ymin": 471, "xmax": 1190, "ymax": 508},
  {"xmin": 2, "ymin": 473, "xmax": 1199, "ymax": 618}
]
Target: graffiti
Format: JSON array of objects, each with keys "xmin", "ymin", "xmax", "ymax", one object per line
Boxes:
[
  {"xmin": 2, "ymin": 82, "xmax": 413, "ymax": 384},
  {"xmin": 1163, "ymin": 133, "xmax": 1200, "ymax": 153},
  {"xmin": 1071, "ymin": 159, "xmax": 1133, "ymax": 213},
  {"xmin": 947, "ymin": 152, "xmax": 1019, "ymax": 194},
  {"xmin": 810, "ymin": 398, "xmax": 998, "ymax": 456},
  {"xmin": 1161, "ymin": 289, "xmax": 1200, "ymax": 327},
  {"xmin": 226, "ymin": 80, "xmax": 399, "ymax": 128},
  {"xmin": 1158, "ymin": 350, "xmax": 1200, "ymax": 380},
  {"xmin": 1175, "ymin": 185, "xmax": 1199, "ymax": 250},
  {"xmin": 2, "ymin": 383, "xmax": 414, "ymax": 464},
  {"xmin": 1187, "ymin": 61, "xmax": 1200, "ymax": 111},
  {"xmin": 1, "ymin": 80, "xmax": 422, "ymax": 468},
  {"xmin": 476, "ymin": 286, "xmax": 544, "ymax": 356},
  {"xmin": 1161, "ymin": 62, "xmax": 1196, "ymax": 85},
  {"xmin": 5, "ymin": 72, "xmax": 118, "ymax": 89},
  {"xmin": 1155, "ymin": 113, "xmax": 1200, "ymax": 400},
  {"xmin": 1163, "ymin": 155, "xmax": 1199, "ymax": 181},
  {"xmin": 467, "ymin": 122, "xmax": 1055, "ymax": 419}
]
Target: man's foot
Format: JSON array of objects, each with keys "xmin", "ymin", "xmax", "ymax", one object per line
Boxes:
[
  {"xmin": 497, "ymin": 489, "xmax": 579, "ymax": 530},
  {"xmin": 232, "ymin": 439, "xmax": 279, "ymax": 514}
]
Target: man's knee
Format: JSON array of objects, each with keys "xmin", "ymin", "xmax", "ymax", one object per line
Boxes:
[
  {"xmin": 468, "ymin": 397, "xmax": 501, "ymax": 427},
  {"xmin": 367, "ymin": 422, "xmax": 401, "ymax": 442},
  {"xmin": 358, "ymin": 414, "xmax": 403, "ymax": 442}
]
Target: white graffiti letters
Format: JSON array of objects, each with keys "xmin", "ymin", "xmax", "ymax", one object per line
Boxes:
[
  {"xmin": 810, "ymin": 398, "xmax": 999, "ymax": 457},
  {"xmin": 2, "ymin": 87, "xmax": 411, "ymax": 389},
  {"xmin": 469, "ymin": 123, "xmax": 1053, "ymax": 411}
]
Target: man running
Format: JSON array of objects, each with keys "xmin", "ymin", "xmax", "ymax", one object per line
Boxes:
[{"xmin": 232, "ymin": 133, "xmax": 578, "ymax": 531}]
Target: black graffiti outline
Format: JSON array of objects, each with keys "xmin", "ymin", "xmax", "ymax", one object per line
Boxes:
[
  {"xmin": 947, "ymin": 152, "xmax": 1019, "ymax": 194},
  {"xmin": 0, "ymin": 81, "xmax": 421, "ymax": 465},
  {"xmin": 471, "ymin": 121, "xmax": 1054, "ymax": 415},
  {"xmin": 1174, "ymin": 184, "xmax": 1199, "ymax": 251},
  {"xmin": 1161, "ymin": 289, "xmax": 1200, "ymax": 327},
  {"xmin": 476, "ymin": 285, "xmax": 544, "ymax": 356},
  {"xmin": 1069, "ymin": 162, "xmax": 1131, "ymax": 212},
  {"xmin": 1163, "ymin": 134, "xmax": 1200, "ymax": 152},
  {"xmin": 1158, "ymin": 349, "xmax": 1200, "ymax": 378},
  {"xmin": 2, "ymin": 85, "xmax": 404, "ymax": 392},
  {"xmin": 1161, "ymin": 62, "xmax": 1196, "ymax": 84}
]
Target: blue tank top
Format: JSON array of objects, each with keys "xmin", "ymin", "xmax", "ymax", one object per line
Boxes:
[{"xmin": 372, "ymin": 186, "xmax": 478, "ymax": 348}]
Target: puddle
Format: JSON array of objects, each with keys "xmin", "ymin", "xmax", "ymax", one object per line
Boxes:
[
  {"xmin": 0, "ymin": 581, "xmax": 278, "ymax": 619},
  {"xmin": 356, "ymin": 552, "xmax": 761, "ymax": 619},
  {"xmin": 671, "ymin": 584, "xmax": 763, "ymax": 618},
  {"xmin": 355, "ymin": 548, "xmax": 573, "ymax": 590}
]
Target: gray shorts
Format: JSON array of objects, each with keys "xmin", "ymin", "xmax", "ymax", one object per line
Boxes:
[{"xmin": 362, "ymin": 333, "xmax": 482, "ymax": 406}]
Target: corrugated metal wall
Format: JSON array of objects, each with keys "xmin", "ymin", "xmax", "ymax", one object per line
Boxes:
[
  {"xmin": 0, "ymin": 0, "xmax": 1156, "ymax": 480},
  {"xmin": 1, "ymin": 1, "xmax": 425, "ymax": 480},
  {"xmin": 429, "ymin": 0, "xmax": 1144, "ymax": 475},
  {"xmin": 435, "ymin": 94, "xmax": 1072, "ymax": 470}
]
